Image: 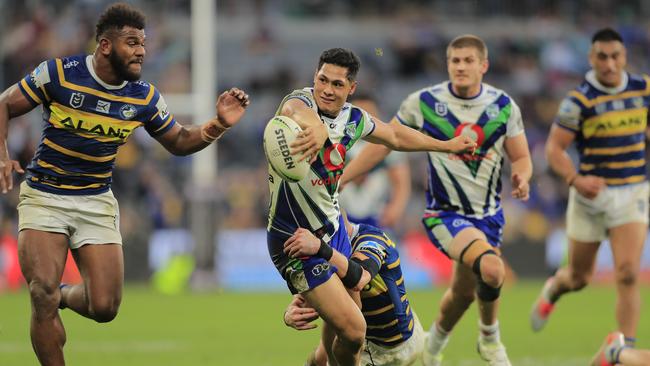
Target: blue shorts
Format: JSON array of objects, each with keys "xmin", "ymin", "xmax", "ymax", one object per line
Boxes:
[
  {"xmin": 267, "ymin": 215, "xmax": 351, "ymax": 294},
  {"xmin": 421, "ymin": 210, "xmax": 504, "ymax": 258}
]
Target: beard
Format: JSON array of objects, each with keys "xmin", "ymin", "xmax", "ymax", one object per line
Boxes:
[{"xmin": 108, "ymin": 51, "xmax": 141, "ymax": 82}]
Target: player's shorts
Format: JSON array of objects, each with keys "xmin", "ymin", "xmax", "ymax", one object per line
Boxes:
[
  {"xmin": 567, "ymin": 181, "xmax": 649, "ymax": 243},
  {"xmin": 422, "ymin": 210, "xmax": 504, "ymax": 257},
  {"xmin": 17, "ymin": 181, "xmax": 122, "ymax": 249},
  {"xmin": 361, "ymin": 312, "xmax": 425, "ymax": 366},
  {"xmin": 267, "ymin": 215, "xmax": 352, "ymax": 294}
]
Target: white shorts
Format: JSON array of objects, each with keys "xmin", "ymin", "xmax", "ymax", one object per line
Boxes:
[
  {"xmin": 566, "ymin": 181, "xmax": 649, "ymax": 243},
  {"xmin": 18, "ymin": 181, "xmax": 122, "ymax": 249},
  {"xmin": 360, "ymin": 312, "xmax": 425, "ymax": 366}
]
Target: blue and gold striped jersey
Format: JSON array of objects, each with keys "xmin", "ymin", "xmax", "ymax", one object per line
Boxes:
[
  {"xmin": 555, "ymin": 71, "xmax": 650, "ymax": 186},
  {"xmin": 18, "ymin": 55, "xmax": 176, "ymax": 195},
  {"xmin": 352, "ymin": 224, "xmax": 414, "ymax": 347}
]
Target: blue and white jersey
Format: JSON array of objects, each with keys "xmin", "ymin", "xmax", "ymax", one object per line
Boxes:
[
  {"xmin": 396, "ymin": 82, "xmax": 524, "ymax": 218},
  {"xmin": 267, "ymin": 88, "xmax": 375, "ymax": 242},
  {"xmin": 18, "ymin": 55, "xmax": 176, "ymax": 195},
  {"xmin": 351, "ymin": 224, "xmax": 414, "ymax": 347},
  {"xmin": 555, "ymin": 71, "xmax": 650, "ymax": 186}
]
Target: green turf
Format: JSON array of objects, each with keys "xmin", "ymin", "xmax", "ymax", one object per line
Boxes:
[{"xmin": 1, "ymin": 282, "xmax": 649, "ymax": 365}]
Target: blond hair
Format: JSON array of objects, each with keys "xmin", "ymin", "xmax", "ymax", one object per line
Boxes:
[{"xmin": 447, "ymin": 34, "xmax": 488, "ymax": 60}]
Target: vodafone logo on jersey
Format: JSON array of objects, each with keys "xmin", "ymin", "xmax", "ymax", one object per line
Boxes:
[
  {"xmin": 454, "ymin": 122, "xmax": 484, "ymax": 147},
  {"xmin": 323, "ymin": 143, "xmax": 347, "ymax": 171}
]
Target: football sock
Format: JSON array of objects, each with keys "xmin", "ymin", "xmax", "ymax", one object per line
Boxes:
[
  {"xmin": 479, "ymin": 320, "xmax": 500, "ymax": 344},
  {"xmin": 427, "ymin": 323, "xmax": 450, "ymax": 355},
  {"xmin": 624, "ymin": 336, "xmax": 636, "ymax": 348}
]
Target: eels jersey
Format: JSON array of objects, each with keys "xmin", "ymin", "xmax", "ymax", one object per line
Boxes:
[
  {"xmin": 352, "ymin": 224, "xmax": 414, "ymax": 347},
  {"xmin": 397, "ymin": 82, "xmax": 524, "ymax": 218},
  {"xmin": 266, "ymin": 88, "xmax": 375, "ymax": 242},
  {"xmin": 555, "ymin": 70, "xmax": 650, "ymax": 186},
  {"xmin": 18, "ymin": 55, "xmax": 176, "ymax": 195}
]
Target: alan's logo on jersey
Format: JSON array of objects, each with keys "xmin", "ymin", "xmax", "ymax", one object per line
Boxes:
[
  {"xmin": 69, "ymin": 93, "xmax": 85, "ymax": 109},
  {"xmin": 59, "ymin": 117, "xmax": 135, "ymax": 139},
  {"xmin": 435, "ymin": 102, "xmax": 448, "ymax": 116},
  {"xmin": 119, "ymin": 104, "xmax": 137, "ymax": 120}
]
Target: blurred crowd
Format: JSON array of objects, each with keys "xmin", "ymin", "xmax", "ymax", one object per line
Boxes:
[{"xmin": 2, "ymin": 0, "xmax": 650, "ymax": 281}]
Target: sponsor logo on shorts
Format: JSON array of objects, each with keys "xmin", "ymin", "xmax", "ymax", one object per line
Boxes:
[
  {"xmin": 311, "ymin": 263, "xmax": 330, "ymax": 277},
  {"xmin": 452, "ymin": 218, "xmax": 471, "ymax": 228}
]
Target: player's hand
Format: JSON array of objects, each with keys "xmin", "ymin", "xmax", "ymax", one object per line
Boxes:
[
  {"xmin": 510, "ymin": 173, "xmax": 530, "ymax": 201},
  {"xmin": 573, "ymin": 174, "xmax": 606, "ymax": 199},
  {"xmin": 0, "ymin": 156, "xmax": 24, "ymax": 194},
  {"xmin": 215, "ymin": 87, "xmax": 250, "ymax": 128},
  {"xmin": 444, "ymin": 135, "xmax": 477, "ymax": 154},
  {"xmin": 283, "ymin": 228, "xmax": 321, "ymax": 258},
  {"xmin": 284, "ymin": 295, "xmax": 319, "ymax": 330},
  {"xmin": 290, "ymin": 123, "xmax": 328, "ymax": 163}
]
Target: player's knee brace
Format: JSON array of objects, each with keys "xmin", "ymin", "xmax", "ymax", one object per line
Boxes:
[{"xmin": 472, "ymin": 250, "xmax": 502, "ymax": 302}]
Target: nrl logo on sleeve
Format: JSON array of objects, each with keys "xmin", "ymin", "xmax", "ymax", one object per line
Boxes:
[
  {"xmin": 119, "ymin": 104, "xmax": 137, "ymax": 120},
  {"xmin": 435, "ymin": 102, "xmax": 448, "ymax": 116},
  {"xmin": 69, "ymin": 92, "xmax": 85, "ymax": 109}
]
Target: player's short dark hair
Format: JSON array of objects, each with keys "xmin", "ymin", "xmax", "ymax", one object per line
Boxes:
[
  {"xmin": 317, "ymin": 48, "xmax": 361, "ymax": 81},
  {"xmin": 447, "ymin": 34, "xmax": 488, "ymax": 60},
  {"xmin": 592, "ymin": 28, "xmax": 623, "ymax": 44},
  {"xmin": 95, "ymin": 3, "xmax": 146, "ymax": 42}
]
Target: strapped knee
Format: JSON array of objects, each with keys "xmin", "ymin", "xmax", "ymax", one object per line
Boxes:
[{"xmin": 472, "ymin": 250, "xmax": 502, "ymax": 302}]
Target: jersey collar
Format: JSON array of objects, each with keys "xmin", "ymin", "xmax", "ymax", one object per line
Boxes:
[
  {"xmin": 585, "ymin": 70, "xmax": 628, "ymax": 94},
  {"xmin": 86, "ymin": 55, "xmax": 128, "ymax": 90}
]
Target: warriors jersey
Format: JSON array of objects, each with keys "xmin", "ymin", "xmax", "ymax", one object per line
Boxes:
[
  {"xmin": 18, "ymin": 55, "xmax": 176, "ymax": 195},
  {"xmin": 555, "ymin": 71, "xmax": 650, "ymax": 186},
  {"xmin": 397, "ymin": 82, "xmax": 524, "ymax": 218},
  {"xmin": 352, "ymin": 224, "xmax": 414, "ymax": 347},
  {"xmin": 267, "ymin": 88, "xmax": 375, "ymax": 241}
]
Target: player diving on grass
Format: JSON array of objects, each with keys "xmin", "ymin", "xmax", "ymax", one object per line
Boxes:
[{"xmin": 266, "ymin": 47, "xmax": 475, "ymax": 365}]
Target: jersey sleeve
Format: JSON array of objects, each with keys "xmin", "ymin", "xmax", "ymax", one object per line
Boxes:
[
  {"xmin": 553, "ymin": 95, "xmax": 582, "ymax": 132},
  {"xmin": 355, "ymin": 239, "xmax": 388, "ymax": 268},
  {"xmin": 142, "ymin": 86, "xmax": 177, "ymax": 137},
  {"xmin": 19, "ymin": 60, "xmax": 55, "ymax": 106},
  {"xmin": 359, "ymin": 109, "xmax": 376, "ymax": 138},
  {"xmin": 505, "ymin": 98, "xmax": 525, "ymax": 137},
  {"xmin": 395, "ymin": 91, "xmax": 424, "ymax": 130},
  {"xmin": 276, "ymin": 88, "xmax": 317, "ymax": 115}
]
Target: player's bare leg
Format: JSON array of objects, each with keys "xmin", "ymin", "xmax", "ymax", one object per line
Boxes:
[
  {"xmin": 303, "ymin": 275, "xmax": 365, "ymax": 366},
  {"xmin": 18, "ymin": 230, "xmax": 70, "ymax": 366},
  {"xmin": 531, "ymin": 238, "xmax": 599, "ymax": 332},
  {"xmin": 60, "ymin": 244, "xmax": 123, "ymax": 323},
  {"xmin": 609, "ymin": 222, "xmax": 646, "ymax": 343}
]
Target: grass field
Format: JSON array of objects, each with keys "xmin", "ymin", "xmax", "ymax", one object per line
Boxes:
[{"xmin": 1, "ymin": 281, "xmax": 649, "ymax": 365}]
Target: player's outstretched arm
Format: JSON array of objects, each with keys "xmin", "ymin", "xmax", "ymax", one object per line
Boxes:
[
  {"xmin": 0, "ymin": 84, "xmax": 32, "ymax": 193},
  {"xmin": 364, "ymin": 116, "xmax": 476, "ymax": 153},
  {"xmin": 280, "ymin": 99, "xmax": 328, "ymax": 162},
  {"xmin": 504, "ymin": 133, "xmax": 533, "ymax": 201},
  {"xmin": 155, "ymin": 87, "xmax": 249, "ymax": 156},
  {"xmin": 283, "ymin": 228, "xmax": 371, "ymax": 291}
]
